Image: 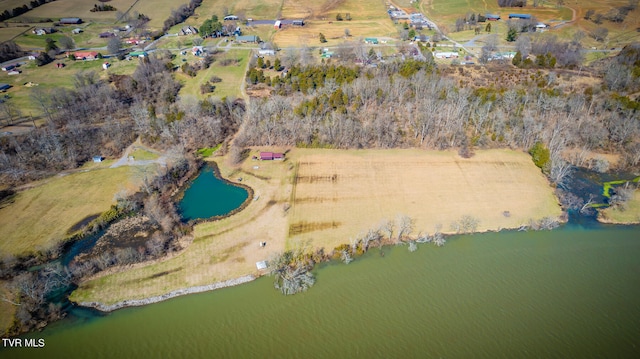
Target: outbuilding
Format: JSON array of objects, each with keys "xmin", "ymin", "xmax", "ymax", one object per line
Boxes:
[
  {"xmin": 93, "ymin": 156, "xmax": 104, "ymax": 163},
  {"xmin": 259, "ymin": 152, "xmax": 285, "ymax": 160},
  {"xmin": 60, "ymin": 18, "xmax": 82, "ymax": 24},
  {"xmin": 274, "ymin": 20, "xmax": 281, "ymax": 29},
  {"xmin": 0, "ymin": 83, "xmax": 11, "ymax": 91}
]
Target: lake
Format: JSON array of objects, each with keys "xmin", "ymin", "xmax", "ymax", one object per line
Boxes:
[
  {"xmin": 178, "ymin": 164, "xmax": 249, "ymax": 221},
  {"xmin": 4, "ymin": 222, "xmax": 639, "ymax": 358}
]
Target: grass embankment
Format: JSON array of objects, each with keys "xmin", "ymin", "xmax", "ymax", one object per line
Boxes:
[
  {"xmin": 598, "ymin": 177, "xmax": 640, "ymax": 224},
  {"xmin": 0, "ymin": 164, "xmax": 153, "ymax": 256},
  {"xmin": 71, "ymin": 148, "xmax": 562, "ymax": 306},
  {"xmin": 70, "ymin": 153, "xmax": 292, "ymax": 304}
]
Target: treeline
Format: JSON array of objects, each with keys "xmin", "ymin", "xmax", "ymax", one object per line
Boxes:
[
  {"xmin": 0, "ymin": 0, "xmax": 57, "ymax": 22},
  {"xmin": 0, "ymin": 52, "xmax": 245, "ymax": 186},
  {"xmin": 162, "ymin": 0, "xmax": 202, "ymax": 32},
  {"xmin": 497, "ymin": 0, "xmax": 526, "ymax": 7},
  {"xmin": 584, "ymin": 0, "xmax": 638, "ymax": 24},
  {"xmin": 236, "ymin": 60, "xmax": 640, "ymax": 184},
  {"xmin": 0, "ymin": 41, "xmax": 26, "ymax": 63}
]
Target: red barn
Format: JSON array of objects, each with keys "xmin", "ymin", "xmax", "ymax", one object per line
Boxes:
[{"xmin": 260, "ymin": 152, "xmax": 284, "ymax": 160}]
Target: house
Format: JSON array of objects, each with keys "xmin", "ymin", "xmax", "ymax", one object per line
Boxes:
[
  {"xmin": 274, "ymin": 20, "xmax": 281, "ymax": 29},
  {"xmin": 72, "ymin": 28, "xmax": 83, "ymax": 34},
  {"xmin": 364, "ymin": 38, "xmax": 379, "ymax": 44},
  {"xmin": 99, "ymin": 32, "xmax": 115, "ymax": 38},
  {"xmin": 0, "ymin": 83, "xmax": 11, "ymax": 91},
  {"xmin": 191, "ymin": 46, "xmax": 203, "ymax": 56},
  {"xmin": 223, "ymin": 15, "xmax": 238, "ymax": 21},
  {"xmin": 179, "ymin": 26, "xmax": 198, "ymax": 35},
  {"xmin": 93, "ymin": 156, "xmax": 104, "ymax": 163},
  {"xmin": 33, "ymin": 28, "xmax": 55, "ymax": 35},
  {"xmin": 292, "ymin": 20, "xmax": 304, "ymax": 26},
  {"xmin": 535, "ymin": 23, "xmax": 548, "ymax": 32},
  {"xmin": 129, "ymin": 51, "xmax": 148, "ymax": 58},
  {"xmin": 508, "ymin": 14, "xmax": 531, "ymax": 19},
  {"xmin": 236, "ymin": 35, "xmax": 259, "ymax": 43},
  {"xmin": 258, "ymin": 49, "xmax": 276, "ymax": 56},
  {"xmin": 73, "ymin": 51, "xmax": 99, "ymax": 60},
  {"xmin": 2, "ymin": 64, "xmax": 15, "ymax": 71},
  {"xmin": 435, "ymin": 52, "xmax": 459, "ymax": 59},
  {"xmin": 259, "ymin": 152, "xmax": 285, "ymax": 160},
  {"xmin": 60, "ymin": 18, "xmax": 82, "ymax": 24},
  {"xmin": 486, "ymin": 14, "xmax": 501, "ymax": 21}
]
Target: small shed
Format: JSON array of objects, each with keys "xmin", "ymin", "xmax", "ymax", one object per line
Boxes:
[
  {"xmin": 292, "ymin": 20, "xmax": 304, "ymax": 26},
  {"xmin": 486, "ymin": 14, "xmax": 500, "ymax": 21},
  {"xmin": 274, "ymin": 20, "xmax": 281, "ymax": 29},
  {"xmin": 102, "ymin": 62, "xmax": 111, "ymax": 70},
  {"xmin": 256, "ymin": 261, "xmax": 268, "ymax": 270},
  {"xmin": 2, "ymin": 65, "xmax": 15, "ymax": 71},
  {"xmin": 93, "ymin": 156, "xmax": 104, "ymax": 163},
  {"xmin": 364, "ymin": 38, "xmax": 379, "ymax": 44},
  {"xmin": 0, "ymin": 83, "xmax": 11, "ymax": 91},
  {"xmin": 8, "ymin": 70, "xmax": 21, "ymax": 75}
]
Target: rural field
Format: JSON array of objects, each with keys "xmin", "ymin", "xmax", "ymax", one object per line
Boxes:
[
  {"xmin": 0, "ymin": 162, "xmax": 153, "ymax": 256},
  {"xmin": 71, "ymin": 148, "xmax": 562, "ymax": 305},
  {"xmin": 178, "ymin": 49, "xmax": 250, "ymax": 100},
  {"xmin": 287, "ymin": 149, "xmax": 562, "ymax": 250}
]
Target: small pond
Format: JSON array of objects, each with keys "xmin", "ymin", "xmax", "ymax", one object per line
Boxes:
[{"xmin": 178, "ymin": 164, "xmax": 249, "ymax": 221}]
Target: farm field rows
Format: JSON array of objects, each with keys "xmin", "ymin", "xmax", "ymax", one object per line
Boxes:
[{"xmin": 71, "ymin": 148, "xmax": 562, "ymax": 305}]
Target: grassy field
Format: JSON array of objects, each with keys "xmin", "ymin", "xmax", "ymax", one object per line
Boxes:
[
  {"xmin": 599, "ymin": 190, "xmax": 640, "ymax": 224},
  {"xmin": 425, "ymin": 0, "xmax": 639, "ymax": 49},
  {"xmin": 71, "ymin": 148, "xmax": 562, "ymax": 305},
  {"xmin": 275, "ymin": 0, "xmax": 397, "ymax": 46},
  {"xmin": 287, "ymin": 149, "xmax": 562, "ymax": 250},
  {"xmin": 178, "ymin": 49, "xmax": 249, "ymax": 100},
  {"xmin": 0, "ymin": 164, "xmax": 153, "ymax": 256},
  {"xmin": 1, "ymin": 55, "xmax": 138, "ymax": 118},
  {"xmin": 11, "ymin": 0, "xmax": 182, "ymax": 30},
  {"xmin": 0, "ymin": 281, "xmax": 15, "ymax": 335}
]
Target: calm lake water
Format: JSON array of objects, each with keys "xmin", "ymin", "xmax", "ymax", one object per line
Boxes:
[
  {"xmin": 4, "ymin": 223, "xmax": 640, "ymax": 358},
  {"xmin": 178, "ymin": 165, "xmax": 248, "ymax": 221}
]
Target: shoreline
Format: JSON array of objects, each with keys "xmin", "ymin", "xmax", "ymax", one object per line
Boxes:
[{"xmin": 76, "ymin": 275, "xmax": 256, "ymax": 312}]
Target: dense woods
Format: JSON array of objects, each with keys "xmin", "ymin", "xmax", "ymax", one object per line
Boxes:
[{"xmin": 237, "ymin": 54, "xmax": 640, "ymax": 187}]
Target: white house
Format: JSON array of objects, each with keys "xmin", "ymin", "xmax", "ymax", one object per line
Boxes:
[{"xmin": 434, "ymin": 52, "xmax": 458, "ymax": 59}]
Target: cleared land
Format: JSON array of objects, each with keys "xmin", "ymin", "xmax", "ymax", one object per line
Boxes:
[
  {"xmin": 178, "ymin": 49, "xmax": 249, "ymax": 100},
  {"xmin": 71, "ymin": 148, "xmax": 562, "ymax": 305},
  {"xmin": 275, "ymin": 0, "xmax": 397, "ymax": 46},
  {"xmin": 0, "ymin": 163, "xmax": 152, "ymax": 256},
  {"xmin": 287, "ymin": 149, "xmax": 562, "ymax": 250}
]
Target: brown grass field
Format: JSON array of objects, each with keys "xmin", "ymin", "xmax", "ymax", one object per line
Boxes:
[
  {"xmin": 0, "ymin": 280, "xmax": 15, "ymax": 335},
  {"xmin": 599, "ymin": 190, "xmax": 640, "ymax": 224},
  {"xmin": 0, "ymin": 164, "xmax": 152, "ymax": 256},
  {"xmin": 71, "ymin": 148, "xmax": 562, "ymax": 305}
]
